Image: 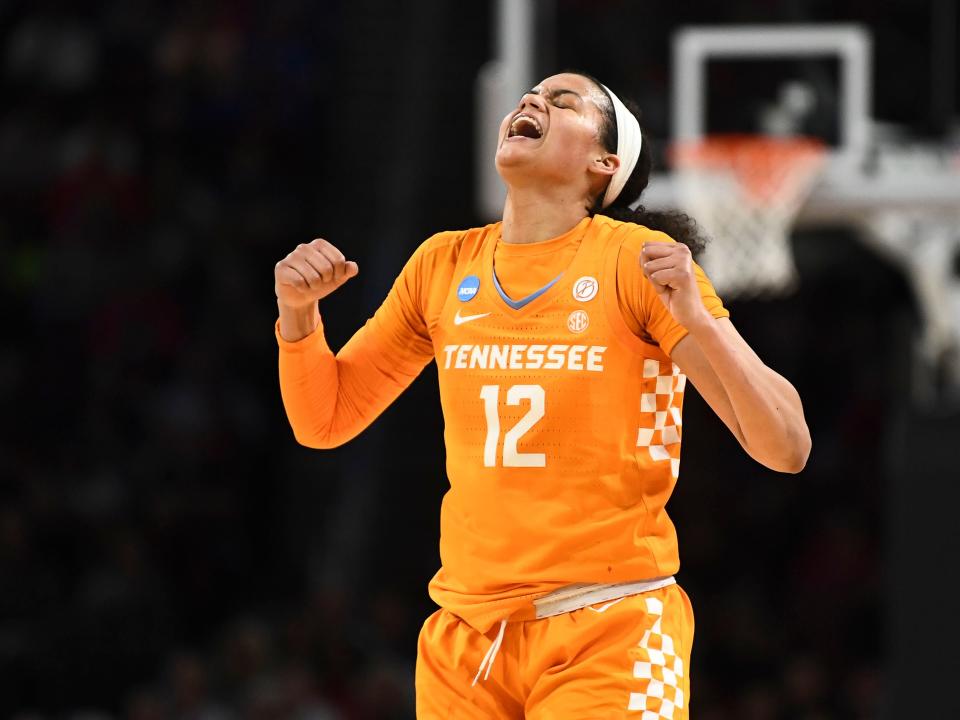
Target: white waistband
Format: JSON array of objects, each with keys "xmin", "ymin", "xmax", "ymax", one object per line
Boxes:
[
  {"xmin": 470, "ymin": 576, "xmax": 677, "ymax": 688},
  {"xmin": 532, "ymin": 576, "xmax": 676, "ymax": 619}
]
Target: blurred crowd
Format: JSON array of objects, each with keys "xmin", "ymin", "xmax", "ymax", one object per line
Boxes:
[
  {"xmin": 0, "ymin": 1, "xmax": 417, "ymax": 716},
  {"xmin": 0, "ymin": 1, "xmax": 911, "ymax": 718}
]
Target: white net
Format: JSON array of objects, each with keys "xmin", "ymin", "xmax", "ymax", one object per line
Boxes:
[
  {"xmin": 865, "ymin": 209, "xmax": 960, "ymax": 404},
  {"xmin": 673, "ymin": 136, "xmax": 827, "ymax": 298}
]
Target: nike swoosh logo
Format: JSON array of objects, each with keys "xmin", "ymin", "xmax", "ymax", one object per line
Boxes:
[{"xmin": 454, "ymin": 310, "xmax": 491, "ymax": 326}]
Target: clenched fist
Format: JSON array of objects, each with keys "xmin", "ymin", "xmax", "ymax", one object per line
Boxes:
[
  {"xmin": 275, "ymin": 238, "xmax": 359, "ymax": 309},
  {"xmin": 640, "ymin": 241, "xmax": 710, "ymax": 329}
]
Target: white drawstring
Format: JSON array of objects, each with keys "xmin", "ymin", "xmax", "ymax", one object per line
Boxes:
[{"xmin": 471, "ymin": 619, "xmax": 507, "ymax": 686}]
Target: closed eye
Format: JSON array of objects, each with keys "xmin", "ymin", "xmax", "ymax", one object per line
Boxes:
[
  {"xmin": 550, "ymin": 91, "xmax": 580, "ymax": 109},
  {"xmin": 525, "ymin": 87, "xmax": 582, "ymax": 109}
]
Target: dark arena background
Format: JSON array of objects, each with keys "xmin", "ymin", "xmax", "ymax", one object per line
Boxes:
[{"xmin": 3, "ymin": 1, "xmax": 960, "ymax": 718}]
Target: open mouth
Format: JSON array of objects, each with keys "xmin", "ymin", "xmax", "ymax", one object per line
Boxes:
[{"xmin": 507, "ymin": 113, "xmax": 543, "ymax": 140}]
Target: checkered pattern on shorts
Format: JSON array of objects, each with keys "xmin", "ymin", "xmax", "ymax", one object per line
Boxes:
[
  {"xmin": 627, "ymin": 597, "xmax": 685, "ymax": 718},
  {"xmin": 635, "ymin": 359, "xmax": 686, "ymax": 479}
]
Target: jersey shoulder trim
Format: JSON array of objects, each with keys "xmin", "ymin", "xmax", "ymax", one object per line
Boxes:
[
  {"xmin": 591, "ymin": 217, "xmax": 675, "ymax": 253},
  {"xmin": 419, "ymin": 222, "xmax": 501, "ymax": 259}
]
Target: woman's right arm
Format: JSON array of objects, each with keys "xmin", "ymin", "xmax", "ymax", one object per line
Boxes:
[{"xmin": 275, "ymin": 238, "xmax": 435, "ymax": 449}]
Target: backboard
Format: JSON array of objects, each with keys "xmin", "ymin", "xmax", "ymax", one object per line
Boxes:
[{"xmin": 642, "ymin": 24, "xmax": 960, "ymax": 403}]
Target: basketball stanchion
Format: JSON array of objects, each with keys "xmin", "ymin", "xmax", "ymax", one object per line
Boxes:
[
  {"xmin": 864, "ymin": 209, "xmax": 960, "ymax": 404},
  {"xmin": 671, "ymin": 135, "xmax": 827, "ymax": 298}
]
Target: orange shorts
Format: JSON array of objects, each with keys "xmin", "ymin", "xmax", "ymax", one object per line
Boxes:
[{"xmin": 415, "ymin": 583, "xmax": 695, "ymax": 719}]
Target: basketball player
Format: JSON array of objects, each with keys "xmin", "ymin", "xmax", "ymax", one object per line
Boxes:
[{"xmin": 274, "ymin": 72, "xmax": 810, "ymax": 718}]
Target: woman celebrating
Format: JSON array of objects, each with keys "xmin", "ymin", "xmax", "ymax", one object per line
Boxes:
[{"xmin": 274, "ymin": 72, "xmax": 810, "ymax": 718}]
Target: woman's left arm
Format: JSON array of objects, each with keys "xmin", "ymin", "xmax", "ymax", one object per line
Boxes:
[{"xmin": 642, "ymin": 241, "xmax": 811, "ymax": 473}]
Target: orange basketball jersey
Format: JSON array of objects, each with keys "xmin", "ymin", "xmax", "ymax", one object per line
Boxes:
[
  {"xmin": 426, "ymin": 216, "xmax": 718, "ymax": 633},
  {"xmin": 276, "ymin": 214, "xmax": 728, "ymax": 636}
]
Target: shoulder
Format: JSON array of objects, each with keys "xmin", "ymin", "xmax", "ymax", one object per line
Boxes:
[
  {"xmin": 588, "ymin": 215, "xmax": 676, "ymax": 265},
  {"xmin": 409, "ymin": 223, "xmax": 500, "ymax": 275},
  {"xmin": 590, "ymin": 215, "xmax": 674, "ymax": 250},
  {"xmin": 414, "ymin": 223, "xmax": 500, "ymax": 264},
  {"xmin": 399, "ymin": 223, "xmax": 499, "ymax": 301}
]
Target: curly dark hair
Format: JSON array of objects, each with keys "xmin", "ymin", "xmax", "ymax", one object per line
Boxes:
[{"xmin": 573, "ymin": 71, "xmax": 708, "ymax": 259}]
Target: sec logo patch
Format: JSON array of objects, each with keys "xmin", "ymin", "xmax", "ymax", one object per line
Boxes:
[
  {"xmin": 572, "ymin": 276, "xmax": 598, "ymax": 302},
  {"xmin": 567, "ymin": 310, "xmax": 589, "ymax": 334}
]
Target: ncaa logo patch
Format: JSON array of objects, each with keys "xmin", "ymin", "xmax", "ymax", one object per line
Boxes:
[
  {"xmin": 457, "ymin": 275, "xmax": 481, "ymax": 302},
  {"xmin": 572, "ymin": 276, "xmax": 599, "ymax": 302},
  {"xmin": 567, "ymin": 310, "xmax": 589, "ymax": 334}
]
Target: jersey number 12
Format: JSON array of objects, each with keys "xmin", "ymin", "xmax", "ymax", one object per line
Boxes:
[{"xmin": 479, "ymin": 384, "xmax": 546, "ymax": 468}]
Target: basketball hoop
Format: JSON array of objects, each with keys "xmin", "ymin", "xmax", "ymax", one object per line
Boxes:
[{"xmin": 672, "ymin": 135, "xmax": 827, "ymax": 298}]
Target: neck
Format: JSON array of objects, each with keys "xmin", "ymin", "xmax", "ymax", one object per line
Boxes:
[{"xmin": 501, "ymin": 185, "xmax": 591, "ymax": 245}]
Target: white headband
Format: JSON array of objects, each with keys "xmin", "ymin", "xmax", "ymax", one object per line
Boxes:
[{"xmin": 599, "ymin": 83, "xmax": 642, "ymax": 208}]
